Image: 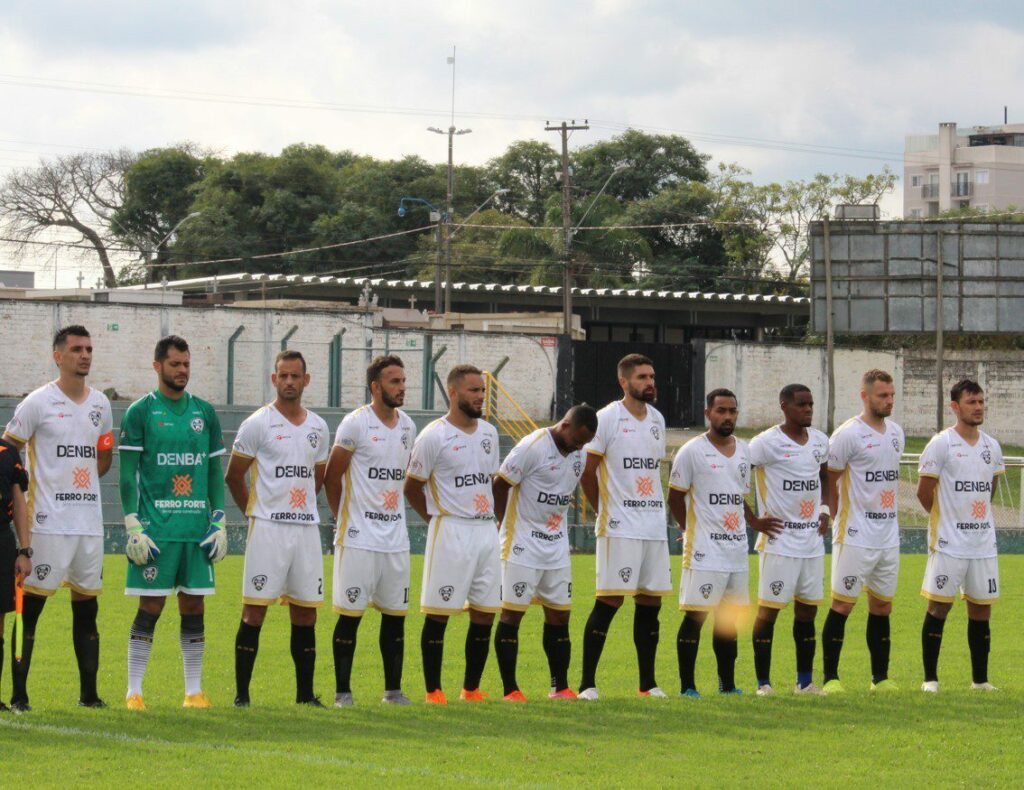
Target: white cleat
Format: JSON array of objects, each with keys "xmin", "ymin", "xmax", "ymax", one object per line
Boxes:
[
  {"xmin": 578, "ymin": 687, "xmax": 600, "ymax": 701},
  {"xmin": 756, "ymin": 684, "xmax": 774, "ymax": 697},
  {"xmin": 793, "ymin": 683, "xmax": 825, "ymax": 696},
  {"xmin": 971, "ymin": 682, "xmax": 1000, "ymax": 692},
  {"xmin": 334, "ymin": 692, "xmax": 354, "ymax": 708},
  {"xmin": 640, "ymin": 687, "xmax": 669, "ymax": 699},
  {"xmin": 920, "ymin": 681, "xmax": 940, "ymax": 693}
]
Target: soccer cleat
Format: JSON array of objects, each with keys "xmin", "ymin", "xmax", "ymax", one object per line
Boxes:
[
  {"xmin": 548, "ymin": 688, "xmax": 578, "ymax": 701},
  {"xmin": 459, "ymin": 688, "xmax": 489, "ymax": 702},
  {"xmin": 78, "ymin": 698, "xmax": 107, "ymax": 709},
  {"xmin": 680, "ymin": 688, "xmax": 701, "ymax": 699},
  {"xmin": 125, "ymin": 694, "xmax": 146, "ymax": 711},
  {"xmin": 638, "ymin": 687, "xmax": 669, "ymax": 699},
  {"xmin": 793, "ymin": 683, "xmax": 825, "ymax": 696},
  {"xmin": 503, "ymin": 690, "xmax": 527, "ymax": 703},
  {"xmin": 755, "ymin": 684, "xmax": 774, "ymax": 697},
  {"xmin": 0, "ymin": 701, "xmax": 8, "ymax": 713},
  {"xmin": 10, "ymin": 700, "xmax": 32, "ymax": 714},
  {"xmin": 424, "ymin": 689, "xmax": 448, "ymax": 705},
  {"xmin": 822, "ymin": 679, "xmax": 846, "ymax": 695},
  {"xmin": 381, "ymin": 690, "xmax": 412, "ymax": 706},
  {"xmin": 920, "ymin": 681, "xmax": 939, "ymax": 693},
  {"xmin": 234, "ymin": 696, "xmax": 250, "ymax": 708},
  {"xmin": 183, "ymin": 692, "xmax": 212, "ymax": 709},
  {"xmin": 298, "ymin": 696, "xmax": 326, "ymax": 708},
  {"xmin": 334, "ymin": 692, "xmax": 354, "ymax": 708},
  {"xmin": 870, "ymin": 679, "xmax": 900, "ymax": 693},
  {"xmin": 719, "ymin": 687, "xmax": 743, "ymax": 696},
  {"xmin": 971, "ymin": 682, "xmax": 1000, "ymax": 692},
  {"xmin": 578, "ymin": 687, "xmax": 600, "ymax": 701}
]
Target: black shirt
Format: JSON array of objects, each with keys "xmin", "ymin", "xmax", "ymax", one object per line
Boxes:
[{"xmin": 0, "ymin": 438, "xmax": 28, "ymax": 529}]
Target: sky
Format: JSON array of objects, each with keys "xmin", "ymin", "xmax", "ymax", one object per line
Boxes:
[{"xmin": 2, "ymin": 0, "xmax": 1022, "ymax": 287}]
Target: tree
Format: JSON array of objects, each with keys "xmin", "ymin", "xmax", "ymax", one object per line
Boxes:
[
  {"xmin": 0, "ymin": 150, "xmax": 137, "ymax": 287},
  {"xmin": 485, "ymin": 140, "xmax": 560, "ymax": 224}
]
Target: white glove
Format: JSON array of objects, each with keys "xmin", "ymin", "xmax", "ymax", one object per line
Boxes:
[
  {"xmin": 199, "ymin": 510, "xmax": 228, "ymax": 563},
  {"xmin": 125, "ymin": 514, "xmax": 160, "ymax": 566}
]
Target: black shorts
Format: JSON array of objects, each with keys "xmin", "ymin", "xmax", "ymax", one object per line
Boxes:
[{"xmin": 0, "ymin": 526, "xmax": 15, "ymax": 614}]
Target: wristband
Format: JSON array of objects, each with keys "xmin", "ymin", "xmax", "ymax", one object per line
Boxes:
[{"xmin": 819, "ymin": 504, "xmax": 831, "ymax": 517}]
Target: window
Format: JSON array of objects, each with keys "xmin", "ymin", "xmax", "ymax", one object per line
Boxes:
[
  {"xmin": 911, "ymin": 175, "xmax": 923, "ymax": 187},
  {"xmin": 909, "ymin": 208, "xmax": 923, "ymax": 218},
  {"xmin": 976, "ymin": 169, "xmax": 989, "ymax": 184}
]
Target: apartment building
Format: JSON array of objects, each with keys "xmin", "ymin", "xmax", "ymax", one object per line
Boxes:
[{"xmin": 903, "ymin": 121, "xmax": 1024, "ymax": 217}]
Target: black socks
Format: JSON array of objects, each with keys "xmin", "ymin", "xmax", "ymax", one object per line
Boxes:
[
  {"xmin": 421, "ymin": 617, "xmax": 448, "ymax": 693},
  {"xmin": 333, "ymin": 615, "xmax": 360, "ymax": 694},
  {"xmin": 235, "ymin": 620, "xmax": 261, "ymax": 702},
  {"xmin": 463, "ymin": 621, "xmax": 492, "ymax": 691},
  {"xmin": 290, "ymin": 624, "xmax": 316, "ymax": 702},
  {"xmin": 633, "ymin": 604, "xmax": 661, "ymax": 692},
  {"xmin": 967, "ymin": 618, "xmax": 990, "ymax": 685},
  {"xmin": 866, "ymin": 613, "xmax": 891, "ymax": 684},
  {"xmin": 821, "ymin": 609, "xmax": 848, "ymax": 683},
  {"xmin": 494, "ymin": 621, "xmax": 520, "ymax": 696},
  {"xmin": 379, "ymin": 614, "xmax": 405, "ymax": 692},
  {"xmin": 71, "ymin": 598, "xmax": 100, "ymax": 703},
  {"xmin": 676, "ymin": 615, "xmax": 702, "ymax": 693},
  {"xmin": 579, "ymin": 600, "xmax": 618, "ymax": 691},
  {"xmin": 542, "ymin": 623, "xmax": 571, "ymax": 691}
]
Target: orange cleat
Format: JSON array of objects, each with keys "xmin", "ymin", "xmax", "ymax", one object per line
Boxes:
[
  {"xmin": 548, "ymin": 688, "xmax": 578, "ymax": 700},
  {"xmin": 459, "ymin": 688, "xmax": 489, "ymax": 702},
  {"xmin": 503, "ymin": 690, "xmax": 528, "ymax": 703},
  {"xmin": 424, "ymin": 689, "xmax": 448, "ymax": 705}
]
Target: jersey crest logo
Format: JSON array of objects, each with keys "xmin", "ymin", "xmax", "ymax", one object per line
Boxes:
[
  {"xmin": 799, "ymin": 499, "xmax": 815, "ymax": 519},
  {"xmin": 573, "ymin": 458, "xmax": 582, "ymax": 476},
  {"xmin": 251, "ymin": 574, "xmax": 268, "ymax": 591},
  {"xmin": 439, "ymin": 585, "xmax": 454, "ymax": 602},
  {"xmin": 35, "ymin": 564, "xmax": 51, "ymax": 581},
  {"xmin": 72, "ymin": 467, "xmax": 91, "ymax": 489},
  {"xmin": 635, "ymin": 476, "xmax": 654, "ymax": 497},
  {"xmin": 738, "ymin": 462, "xmax": 748, "ymax": 479},
  {"xmin": 650, "ymin": 425, "xmax": 661, "ymax": 441},
  {"xmin": 880, "ymin": 489, "xmax": 896, "ymax": 509},
  {"xmin": 35, "ymin": 512, "xmax": 47, "ymax": 525},
  {"xmin": 618, "ymin": 567, "xmax": 632, "ymax": 583},
  {"xmin": 813, "ymin": 449, "xmax": 826, "ymax": 464},
  {"xmin": 843, "ymin": 575, "xmax": 857, "ymax": 591},
  {"xmin": 513, "ymin": 582, "xmax": 527, "ymax": 598},
  {"xmin": 694, "ymin": 551, "xmax": 705, "ymax": 562},
  {"xmin": 172, "ymin": 474, "xmax": 193, "ymax": 497},
  {"xmin": 935, "ymin": 574, "xmax": 948, "ymax": 590},
  {"xmin": 481, "ymin": 438, "xmax": 492, "ymax": 455},
  {"xmin": 699, "ymin": 583, "xmax": 713, "ymax": 599},
  {"xmin": 142, "ymin": 566, "xmax": 158, "ymax": 582},
  {"xmin": 981, "ymin": 449, "xmax": 992, "ymax": 464},
  {"xmin": 512, "ymin": 545, "xmax": 524, "ymax": 555},
  {"xmin": 474, "ymin": 494, "xmax": 491, "ymax": 515},
  {"xmin": 401, "ymin": 433, "xmax": 410, "ymax": 449},
  {"xmin": 307, "ymin": 432, "xmax": 319, "ymax": 449},
  {"xmin": 347, "ymin": 527, "xmax": 359, "ymax": 538},
  {"xmin": 891, "ymin": 437, "xmax": 900, "ymax": 452},
  {"xmin": 971, "ymin": 500, "xmax": 988, "ymax": 519},
  {"xmin": 382, "ymin": 489, "xmax": 399, "ymax": 511},
  {"xmin": 546, "ymin": 513, "xmax": 563, "ymax": 532},
  {"xmin": 89, "ymin": 409, "xmax": 102, "ymax": 427},
  {"xmin": 937, "ymin": 537, "xmax": 948, "ymax": 549},
  {"xmin": 723, "ymin": 511, "xmax": 741, "ymax": 532},
  {"xmin": 190, "ymin": 417, "xmax": 205, "ymax": 433},
  {"xmin": 289, "ymin": 488, "xmax": 308, "ymax": 509},
  {"xmin": 345, "ymin": 586, "xmax": 360, "ymax": 603},
  {"xmin": 770, "ymin": 580, "xmax": 784, "ymax": 596}
]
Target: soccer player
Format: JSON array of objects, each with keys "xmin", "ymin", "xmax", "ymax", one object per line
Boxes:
[
  {"xmin": 821, "ymin": 369, "xmax": 904, "ymax": 694},
  {"xmin": 404, "ymin": 364, "xmax": 501, "ymax": 704},
  {"xmin": 0, "ymin": 435, "xmax": 31, "ymax": 712},
  {"xmin": 668, "ymin": 389, "xmax": 781, "ymax": 698},
  {"xmin": 577, "ymin": 354, "xmax": 672, "ymax": 701},
  {"xmin": 492, "ymin": 405, "xmax": 598, "ymax": 702},
  {"xmin": 227, "ymin": 351, "xmax": 329, "ymax": 708},
  {"xmin": 324, "ymin": 355, "xmax": 416, "ymax": 707},
  {"xmin": 3, "ymin": 325, "xmax": 114, "ymax": 711},
  {"xmin": 917, "ymin": 379, "xmax": 1004, "ymax": 693},
  {"xmin": 118, "ymin": 335, "xmax": 227, "ymax": 710},
  {"xmin": 748, "ymin": 384, "xmax": 831, "ymax": 696}
]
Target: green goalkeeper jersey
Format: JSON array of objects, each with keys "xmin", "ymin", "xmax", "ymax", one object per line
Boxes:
[{"xmin": 118, "ymin": 390, "xmax": 225, "ymax": 542}]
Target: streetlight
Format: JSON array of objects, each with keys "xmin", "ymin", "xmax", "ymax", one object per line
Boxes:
[
  {"xmin": 397, "ymin": 197, "xmax": 443, "ymax": 311},
  {"xmin": 145, "ymin": 211, "xmax": 202, "ymax": 286}
]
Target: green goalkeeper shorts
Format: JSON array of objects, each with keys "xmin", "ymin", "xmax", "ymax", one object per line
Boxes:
[{"xmin": 125, "ymin": 540, "xmax": 216, "ymax": 596}]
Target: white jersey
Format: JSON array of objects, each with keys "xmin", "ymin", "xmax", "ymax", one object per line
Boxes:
[
  {"xmin": 407, "ymin": 417, "xmax": 499, "ymax": 522},
  {"xmin": 586, "ymin": 400, "xmax": 667, "ymax": 541},
  {"xmin": 828, "ymin": 416, "xmax": 904, "ymax": 549},
  {"xmin": 669, "ymin": 434, "xmax": 751, "ymax": 573},
  {"xmin": 232, "ymin": 404, "xmax": 329, "ymax": 525},
  {"xmin": 333, "ymin": 405, "xmax": 416, "ymax": 552},
  {"xmin": 918, "ymin": 428, "xmax": 1004, "ymax": 559},
  {"xmin": 5, "ymin": 382, "xmax": 113, "ymax": 536},
  {"xmin": 749, "ymin": 425, "xmax": 829, "ymax": 559},
  {"xmin": 498, "ymin": 427, "xmax": 584, "ymax": 570}
]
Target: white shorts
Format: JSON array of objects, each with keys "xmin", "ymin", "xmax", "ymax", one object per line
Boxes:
[
  {"xmin": 333, "ymin": 546, "xmax": 410, "ymax": 616},
  {"xmin": 921, "ymin": 552, "xmax": 999, "ymax": 605},
  {"xmin": 831, "ymin": 544, "xmax": 900, "ymax": 603},
  {"xmin": 679, "ymin": 568, "xmax": 749, "ymax": 612},
  {"xmin": 501, "ymin": 562, "xmax": 572, "ymax": 611},
  {"xmin": 421, "ymin": 516, "xmax": 501, "ymax": 615},
  {"xmin": 596, "ymin": 536, "xmax": 672, "ymax": 598},
  {"xmin": 242, "ymin": 519, "xmax": 324, "ymax": 608},
  {"xmin": 23, "ymin": 533, "xmax": 103, "ymax": 597},
  {"xmin": 757, "ymin": 553, "xmax": 824, "ymax": 609}
]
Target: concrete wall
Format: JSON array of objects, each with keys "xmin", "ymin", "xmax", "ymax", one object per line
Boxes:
[
  {"xmin": 0, "ymin": 300, "xmax": 558, "ymax": 418},
  {"xmin": 704, "ymin": 340, "xmax": 1024, "ymax": 443}
]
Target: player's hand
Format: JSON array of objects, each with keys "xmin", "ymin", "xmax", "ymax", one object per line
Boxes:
[
  {"xmin": 125, "ymin": 514, "xmax": 160, "ymax": 566},
  {"xmin": 14, "ymin": 554, "xmax": 31, "ymax": 579},
  {"xmin": 200, "ymin": 510, "xmax": 228, "ymax": 563},
  {"xmin": 749, "ymin": 515, "xmax": 784, "ymax": 537},
  {"xmin": 817, "ymin": 513, "xmax": 831, "ymax": 536}
]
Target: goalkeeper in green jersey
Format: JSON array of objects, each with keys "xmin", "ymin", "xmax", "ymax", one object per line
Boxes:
[{"xmin": 118, "ymin": 335, "xmax": 227, "ymax": 710}]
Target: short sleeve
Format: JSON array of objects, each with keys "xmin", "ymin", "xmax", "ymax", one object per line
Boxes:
[
  {"xmin": 232, "ymin": 413, "xmax": 262, "ymax": 459},
  {"xmin": 100, "ymin": 397, "xmax": 114, "ymax": 435},
  {"xmin": 918, "ymin": 434, "xmax": 945, "ymax": 479},
  {"xmin": 205, "ymin": 403, "xmax": 226, "ymax": 458},
  {"xmin": 334, "ymin": 412, "xmax": 362, "ymax": 452},
  {"xmin": 668, "ymin": 445, "xmax": 693, "ymax": 492},
  {"xmin": 5, "ymin": 393, "xmax": 40, "ymax": 443},
  {"xmin": 315, "ymin": 420, "xmax": 330, "ymax": 464},
  {"xmin": 827, "ymin": 426, "xmax": 853, "ymax": 472},
  {"xmin": 118, "ymin": 400, "xmax": 146, "ymax": 452},
  {"xmin": 585, "ymin": 410, "xmax": 613, "ymax": 457},
  {"xmin": 740, "ymin": 443, "xmax": 752, "ymax": 495},
  {"xmin": 487, "ymin": 429, "xmax": 500, "ymax": 476},
  {"xmin": 408, "ymin": 423, "xmax": 441, "ymax": 481},
  {"xmin": 992, "ymin": 441, "xmax": 1005, "ymax": 477},
  {"xmin": 748, "ymin": 433, "xmax": 769, "ymax": 468},
  {"xmin": 499, "ymin": 436, "xmax": 534, "ymax": 486}
]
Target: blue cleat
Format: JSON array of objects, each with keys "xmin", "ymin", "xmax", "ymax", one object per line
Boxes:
[
  {"xmin": 680, "ymin": 688, "xmax": 702, "ymax": 699},
  {"xmin": 719, "ymin": 687, "xmax": 744, "ymax": 696}
]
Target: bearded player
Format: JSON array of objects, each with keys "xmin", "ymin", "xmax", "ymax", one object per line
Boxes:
[
  {"xmin": 118, "ymin": 335, "xmax": 227, "ymax": 710},
  {"xmin": 578, "ymin": 354, "xmax": 672, "ymax": 701},
  {"xmin": 3, "ymin": 325, "xmax": 113, "ymax": 711},
  {"xmin": 492, "ymin": 405, "xmax": 597, "ymax": 702},
  {"xmin": 325, "ymin": 355, "xmax": 416, "ymax": 707},
  {"xmin": 227, "ymin": 351, "xmax": 329, "ymax": 707},
  {"xmin": 405, "ymin": 364, "xmax": 501, "ymax": 704}
]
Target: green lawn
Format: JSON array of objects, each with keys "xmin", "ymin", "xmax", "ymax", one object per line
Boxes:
[{"xmin": 2, "ymin": 554, "xmax": 1022, "ymax": 787}]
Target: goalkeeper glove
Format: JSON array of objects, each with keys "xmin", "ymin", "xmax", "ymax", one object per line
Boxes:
[
  {"xmin": 124, "ymin": 514, "xmax": 160, "ymax": 566},
  {"xmin": 199, "ymin": 510, "xmax": 227, "ymax": 563}
]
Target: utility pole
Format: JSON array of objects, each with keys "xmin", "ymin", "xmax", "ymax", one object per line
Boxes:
[{"xmin": 546, "ymin": 120, "xmax": 589, "ymax": 337}]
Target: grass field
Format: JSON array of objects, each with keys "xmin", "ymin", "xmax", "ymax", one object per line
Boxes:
[{"xmin": 2, "ymin": 554, "xmax": 1023, "ymax": 787}]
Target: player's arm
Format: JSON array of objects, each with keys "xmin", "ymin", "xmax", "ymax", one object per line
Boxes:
[
  {"xmin": 404, "ymin": 477, "xmax": 430, "ymax": 523},
  {"xmin": 6, "ymin": 451, "xmax": 31, "ymax": 577},
  {"xmin": 825, "ymin": 468, "xmax": 842, "ymax": 522},
  {"xmin": 917, "ymin": 476, "xmax": 938, "ymax": 513},
  {"xmin": 225, "ymin": 452, "xmax": 255, "ymax": 514},
  {"xmin": 580, "ymin": 452, "xmax": 602, "ymax": 512},
  {"xmin": 917, "ymin": 435, "xmax": 942, "ymax": 513},
  {"xmin": 97, "ymin": 406, "xmax": 115, "ymax": 476},
  {"xmin": 744, "ymin": 499, "xmax": 783, "ymax": 536},
  {"xmin": 324, "ymin": 445, "xmax": 353, "ymax": 520},
  {"xmin": 666, "ymin": 487, "xmax": 686, "ymax": 531},
  {"xmin": 314, "ymin": 461, "xmax": 327, "ymax": 495},
  {"xmin": 493, "ymin": 475, "xmax": 514, "ymax": 524},
  {"xmin": 817, "ymin": 462, "xmax": 831, "ymax": 535}
]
